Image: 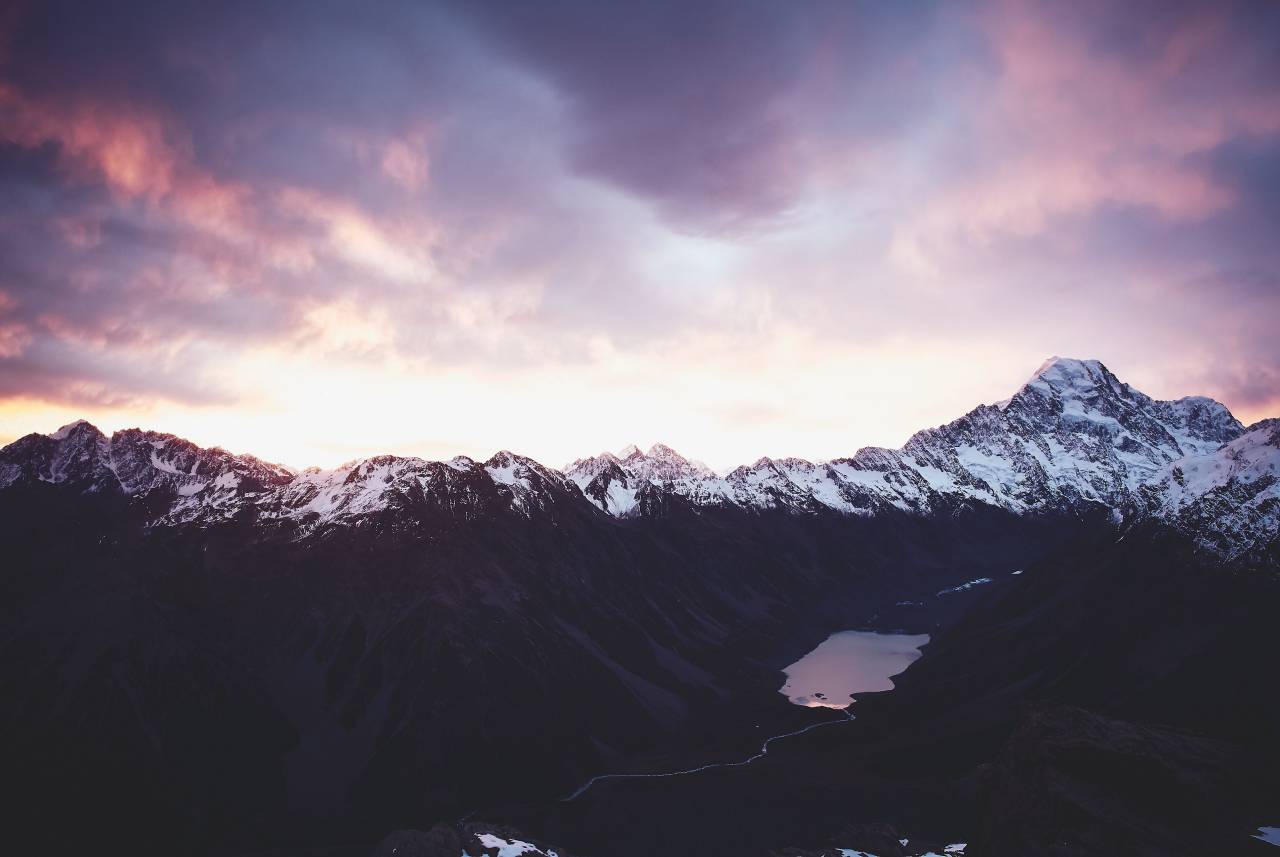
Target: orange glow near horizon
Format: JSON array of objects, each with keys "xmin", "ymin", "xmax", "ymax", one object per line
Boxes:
[
  {"xmin": 0, "ymin": 2, "xmax": 1276, "ymax": 463},
  {"xmin": 2, "ymin": 342, "xmax": 1274, "ymax": 473}
]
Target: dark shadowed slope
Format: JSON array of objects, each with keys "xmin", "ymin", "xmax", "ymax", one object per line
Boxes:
[{"xmin": 1, "ymin": 358, "xmax": 1275, "ymax": 856}]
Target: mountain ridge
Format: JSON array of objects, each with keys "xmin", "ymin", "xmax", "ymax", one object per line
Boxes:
[
  {"xmin": 2, "ymin": 357, "xmax": 1274, "ymax": 553},
  {"xmin": 2, "ymin": 357, "xmax": 1276, "ymax": 857}
]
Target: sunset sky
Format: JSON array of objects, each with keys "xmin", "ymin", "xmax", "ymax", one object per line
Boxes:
[{"xmin": 2, "ymin": 0, "xmax": 1278, "ymax": 469}]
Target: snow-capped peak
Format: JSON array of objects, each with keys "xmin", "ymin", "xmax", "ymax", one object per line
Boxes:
[
  {"xmin": 1147, "ymin": 418, "xmax": 1280, "ymax": 558},
  {"xmin": 447, "ymin": 455, "xmax": 475, "ymax": 471},
  {"xmin": 3, "ymin": 357, "xmax": 1273, "ymax": 552},
  {"xmin": 48, "ymin": 418, "xmax": 98, "ymax": 440},
  {"xmin": 485, "ymin": 450, "xmax": 530, "ymax": 487},
  {"xmin": 1021, "ymin": 356, "xmax": 1112, "ymax": 396},
  {"xmin": 629, "ymin": 444, "xmax": 713, "ymax": 481},
  {"xmin": 1029, "ymin": 354, "xmax": 1102, "ymax": 379}
]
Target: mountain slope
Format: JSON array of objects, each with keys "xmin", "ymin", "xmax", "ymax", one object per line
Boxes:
[
  {"xmin": 0, "ymin": 450, "xmax": 1085, "ymax": 855},
  {"xmin": 565, "ymin": 358, "xmax": 1245, "ymax": 521},
  {"xmin": 499, "ymin": 524, "xmax": 1279, "ymax": 857},
  {"xmin": 0, "ymin": 358, "xmax": 1256, "ymax": 543},
  {"xmin": 1145, "ymin": 418, "xmax": 1280, "ymax": 560},
  {"xmin": 1, "ymin": 356, "xmax": 1275, "ymax": 857}
]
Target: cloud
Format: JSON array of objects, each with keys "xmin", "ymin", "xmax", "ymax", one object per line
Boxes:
[
  {"xmin": 888, "ymin": 0, "xmax": 1280, "ymax": 276},
  {"xmin": 453, "ymin": 0, "xmax": 945, "ymax": 233},
  {"xmin": 0, "ymin": 0, "xmax": 1276, "ymax": 457}
]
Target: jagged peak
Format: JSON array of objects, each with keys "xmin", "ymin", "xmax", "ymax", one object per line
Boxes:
[
  {"xmin": 485, "ymin": 450, "xmax": 555, "ymax": 479},
  {"xmin": 1031, "ymin": 355, "xmax": 1103, "ymax": 377},
  {"xmin": 1003, "ymin": 360, "xmax": 1243, "ymax": 450},
  {"xmin": 1021, "ymin": 356, "xmax": 1113, "ymax": 393},
  {"xmin": 485, "ymin": 450, "xmax": 521, "ymax": 468},
  {"xmin": 776, "ymin": 456, "xmax": 818, "ymax": 470},
  {"xmin": 1245, "ymin": 416, "xmax": 1280, "ymax": 433},
  {"xmin": 1236, "ymin": 417, "xmax": 1280, "ymax": 447},
  {"xmin": 647, "ymin": 442, "xmax": 687, "ymax": 461},
  {"xmin": 9, "ymin": 355, "xmax": 1263, "ymax": 529},
  {"xmin": 587, "ymin": 442, "xmax": 714, "ymax": 477},
  {"xmin": 48, "ymin": 419, "xmax": 101, "ymax": 441}
]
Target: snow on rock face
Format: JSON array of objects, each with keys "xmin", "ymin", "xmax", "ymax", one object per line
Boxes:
[
  {"xmin": 48, "ymin": 418, "xmax": 93, "ymax": 440},
  {"xmin": 564, "ymin": 444, "xmax": 722, "ymax": 516},
  {"xmin": 568, "ymin": 357, "xmax": 1250, "ymax": 522},
  {"xmin": 937, "ymin": 578, "xmax": 993, "ymax": 596},
  {"xmin": 0, "ymin": 419, "xmax": 585, "ymax": 532},
  {"xmin": 373, "ymin": 827, "xmax": 563, "ymax": 857},
  {"xmin": 1145, "ymin": 418, "xmax": 1280, "ymax": 558},
  {"xmin": 874, "ymin": 356, "xmax": 1242, "ymax": 514},
  {"xmin": 1254, "ymin": 827, "xmax": 1280, "ymax": 846},
  {"xmin": 629, "ymin": 442, "xmax": 715, "ymax": 482},
  {"xmin": 837, "ymin": 845, "xmax": 965, "ymax": 857},
  {"xmin": 0, "ymin": 421, "xmax": 293, "ymax": 517},
  {"xmin": 264, "ymin": 451, "xmax": 575, "ymax": 531},
  {"xmin": 472, "ymin": 832, "xmax": 559, "ymax": 857},
  {"xmin": 1, "ymin": 358, "xmax": 1274, "ymax": 553},
  {"xmin": 0, "ymin": 419, "xmax": 112, "ymax": 491},
  {"xmin": 564, "ymin": 452, "xmax": 638, "ymax": 515},
  {"xmin": 483, "ymin": 451, "xmax": 577, "ymax": 514}
]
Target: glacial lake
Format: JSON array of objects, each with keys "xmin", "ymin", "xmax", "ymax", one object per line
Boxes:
[{"xmin": 781, "ymin": 631, "xmax": 930, "ymax": 708}]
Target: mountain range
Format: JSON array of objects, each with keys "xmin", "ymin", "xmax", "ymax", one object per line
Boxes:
[
  {"xmin": 1, "ymin": 357, "xmax": 1277, "ymax": 857},
  {"xmin": 3, "ymin": 358, "xmax": 1276, "ymax": 555}
]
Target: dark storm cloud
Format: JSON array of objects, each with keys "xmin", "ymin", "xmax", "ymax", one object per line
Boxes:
[
  {"xmin": 1201, "ymin": 137, "xmax": 1280, "ymax": 224},
  {"xmin": 453, "ymin": 0, "xmax": 947, "ymax": 231}
]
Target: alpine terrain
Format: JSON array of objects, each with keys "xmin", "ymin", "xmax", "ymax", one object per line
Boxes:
[{"xmin": 2, "ymin": 358, "xmax": 1277, "ymax": 857}]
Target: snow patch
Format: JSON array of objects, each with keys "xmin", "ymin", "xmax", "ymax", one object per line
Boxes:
[
  {"xmin": 1254, "ymin": 826, "xmax": 1280, "ymax": 847},
  {"xmin": 48, "ymin": 419, "xmax": 93, "ymax": 440},
  {"xmin": 473, "ymin": 833, "xmax": 557, "ymax": 857},
  {"xmin": 937, "ymin": 578, "xmax": 992, "ymax": 596}
]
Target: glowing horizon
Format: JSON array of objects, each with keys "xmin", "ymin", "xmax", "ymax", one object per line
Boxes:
[{"xmin": 0, "ymin": 350, "xmax": 1270, "ymax": 473}]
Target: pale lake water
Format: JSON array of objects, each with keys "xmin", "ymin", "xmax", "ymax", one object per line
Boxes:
[{"xmin": 781, "ymin": 630, "xmax": 930, "ymax": 708}]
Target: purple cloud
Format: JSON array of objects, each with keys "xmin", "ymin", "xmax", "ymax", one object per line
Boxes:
[{"xmin": 0, "ymin": 0, "xmax": 1276, "ymax": 434}]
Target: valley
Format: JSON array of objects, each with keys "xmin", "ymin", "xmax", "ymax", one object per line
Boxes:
[{"xmin": 2, "ymin": 357, "xmax": 1277, "ymax": 856}]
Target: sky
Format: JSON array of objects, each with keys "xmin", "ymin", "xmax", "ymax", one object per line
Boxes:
[{"xmin": 1, "ymin": 0, "xmax": 1278, "ymax": 470}]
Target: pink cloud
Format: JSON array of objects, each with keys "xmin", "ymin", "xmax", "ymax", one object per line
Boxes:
[
  {"xmin": 380, "ymin": 133, "xmax": 431, "ymax": 191},
  {"xmin": 0, "ymin": 83, "xmax": 183, "ymax": 198},
  {"xmin": 890, "ymin": 0, "xmax": 1280, "ymax": 275}
]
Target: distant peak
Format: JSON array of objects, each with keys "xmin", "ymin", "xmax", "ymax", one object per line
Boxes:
[
  {"xmin": 1029, "ymin": 356, "xmax": 1104, "ymax": 381},
  {"xmin": 647, "ymin": 442, "xmax": 686, "ymax": 460},
  {"xmin": 617, "ymin": 443, "xmax": 642, "ymax": 458},
  {"xmin": 48, "ymin": 419, "xmax": 99, "ymax": 440},
  {"xmin": 1017, "ymin": 356, "xmax": 1115, "ymax": 396}
]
